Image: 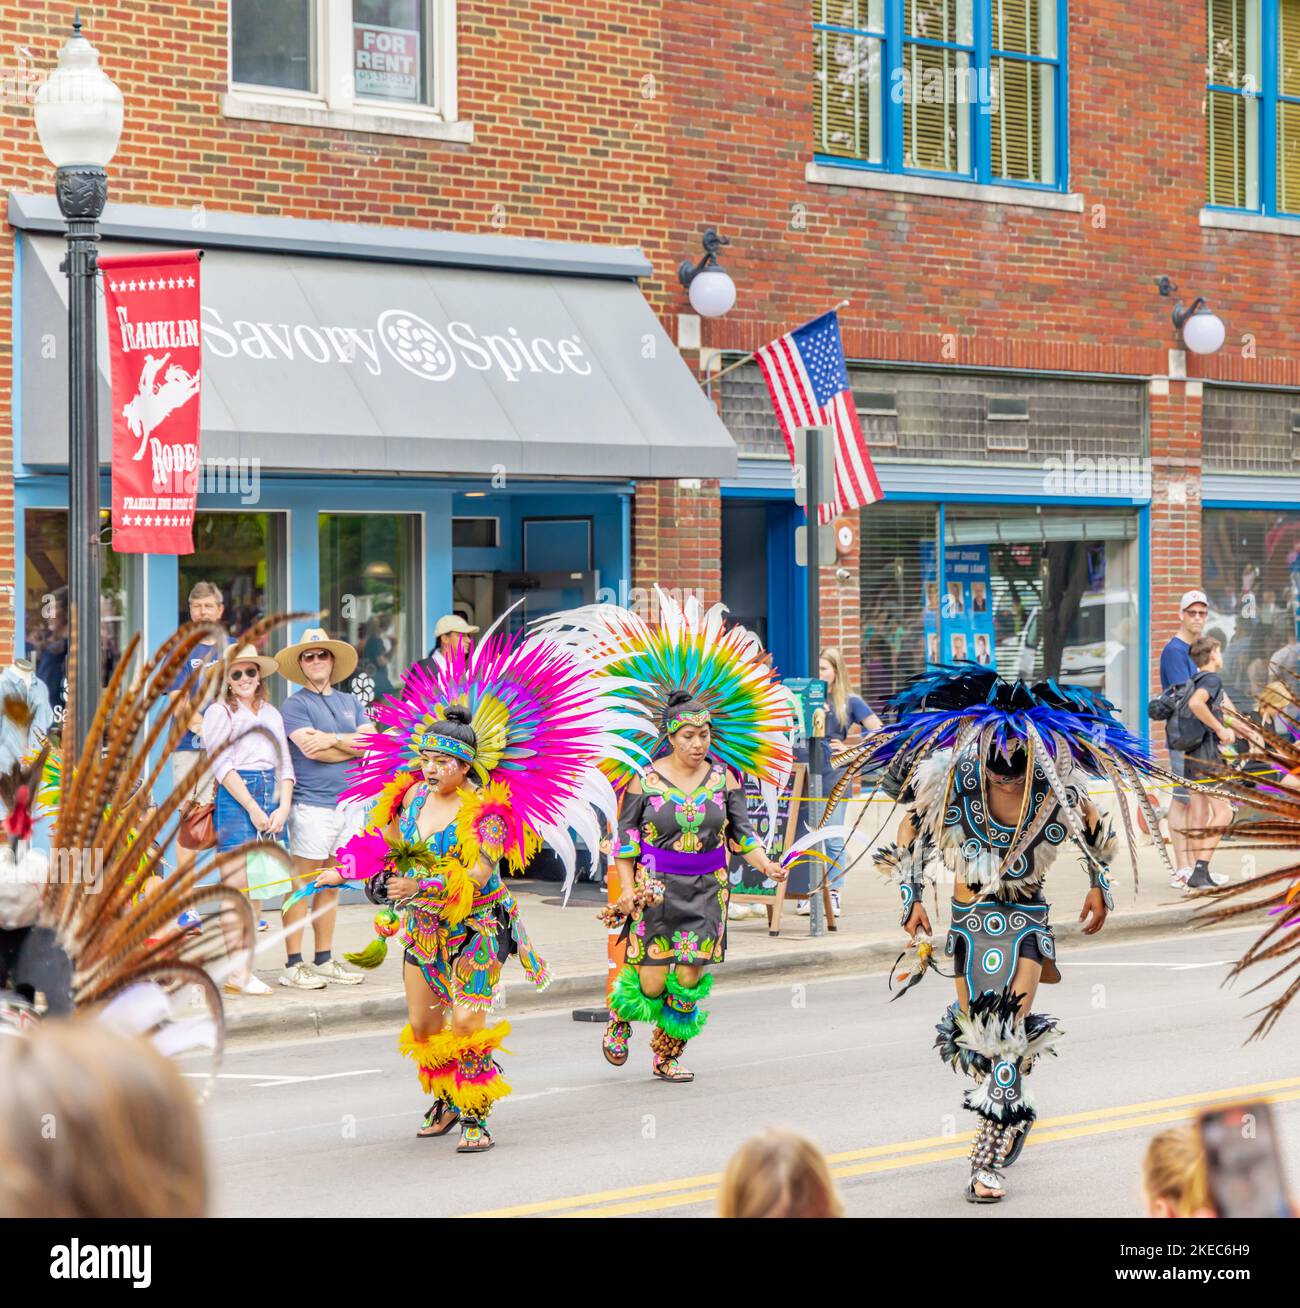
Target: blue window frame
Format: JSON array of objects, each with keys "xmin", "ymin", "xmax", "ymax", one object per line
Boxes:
[
  {"xmin": 813, "ymin": 0, "xmax": 1069, "ymax": 191},
  {"xmin": 1206, "ymin": 0, "xmax": 1300, "ymax": 216}
]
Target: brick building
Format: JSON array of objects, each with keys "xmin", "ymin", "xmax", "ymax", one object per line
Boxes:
[
  {"xmin": 2, "ymin": 0, "xmax": 737, "ymax": 724},
  {"xmin": 665, "ymin": 0, "xmax": 1300, "ymax": 731},
  {"xmin": 6, "ymin": 2, "xmax": 1300, "ymax": 740}
]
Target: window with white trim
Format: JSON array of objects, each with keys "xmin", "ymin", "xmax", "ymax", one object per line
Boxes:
[
  {"xmin": 230, "ymin": 0, "xmax": 457, "ymax": 120},
  {"xmin": 813, "ymin": 0, "xmax": 1067, "ymax": 190},
  {"xmin": 1206, "ymin": 0, "xmax": 1300, "ymax": 215}
]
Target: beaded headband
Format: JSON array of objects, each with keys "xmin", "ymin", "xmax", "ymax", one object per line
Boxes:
[
  {"xmin": 665, "ymin": 708, "xmax": 711, "ymax": 734},
  {"xmin": 415, "ymin": 731, "xmax": 475, "ymax": 764}
]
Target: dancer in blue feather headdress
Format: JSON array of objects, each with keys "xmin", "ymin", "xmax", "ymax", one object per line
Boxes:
[{"xmin": 829, "ymin": 663, "xmax": 1176, "ymax": 1205}]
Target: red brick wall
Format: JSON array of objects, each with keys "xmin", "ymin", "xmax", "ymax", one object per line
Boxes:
[
  {"xmin": 0, "ymin": 0, "xmax": 677, "ymax": 661},
  {"xmin": 632, "ymin": 479, "xmax": 722, "ymax": 607},
  {"xmin": 1148, "ymin": 380, "xmax": 1205, "ymax": 707},
  {"xmin": 664, "ymin": 2, "xmax": 1300, "ymax": 376}
]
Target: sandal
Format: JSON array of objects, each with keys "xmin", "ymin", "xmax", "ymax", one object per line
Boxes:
[
  {"xmin": 965, "ymin": 1168, "xmax": 1006, "ymax": 1203},
  {"xmin": 416, "ymin": 1100, "xmax": 460, "ymax": 1139},
  {"xmin": 456, "ymin": 1119, "xmax": 495, "ymax": 1153},
  {"xmin": 602, "ymin": 1019, "xmax": 631, "ymax": 1067},
  {"xmin": 652, "ymin": 1054, "xmax": 694, "ymax": 1084}
]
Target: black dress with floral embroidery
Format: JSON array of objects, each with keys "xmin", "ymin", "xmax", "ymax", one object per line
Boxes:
[{"xmin": 615, "ymin": 759, "xmax": 760, "ymax": 967}]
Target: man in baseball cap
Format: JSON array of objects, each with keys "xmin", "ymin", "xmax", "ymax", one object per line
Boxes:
[
  {"xmin": 430, "ymin": 613, "xmax": 479, "ymax": 671},
  {"xmin": 1159, "ymin": 590, "xmax": 1210, "ymax": 890}
]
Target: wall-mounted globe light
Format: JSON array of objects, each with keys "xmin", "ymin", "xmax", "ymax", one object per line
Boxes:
[
  {"xmin": 1157, "ymin": 276, "xmax": 1225, "ymax": 356},
  {"xmin": 678, "ymin": 229, "xmax": 736, "ymax": 318}
]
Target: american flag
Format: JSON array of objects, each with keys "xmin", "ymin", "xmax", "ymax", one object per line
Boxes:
[{"xmin": 754, "ymin": 310, "xmax": 883, "ymax": 523}]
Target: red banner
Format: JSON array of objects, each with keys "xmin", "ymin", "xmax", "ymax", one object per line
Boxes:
[{"xmin": 101, "ymin": 250, "xmax": 203, "ymax": 555}]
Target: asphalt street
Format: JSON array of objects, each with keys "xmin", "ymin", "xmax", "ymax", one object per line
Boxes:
[{"xmin": 203, "ymin": 925, "xmax": 1300, "ymax": 1218}]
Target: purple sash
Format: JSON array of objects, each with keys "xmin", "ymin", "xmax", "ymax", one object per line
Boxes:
[{"xmin": 641, "ymin": 845, "xmax": 728, "ymax": 876}]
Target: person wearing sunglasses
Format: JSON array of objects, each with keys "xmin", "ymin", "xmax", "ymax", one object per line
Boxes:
[
  {"xmin": 275, "ymin": 627, "xmax": 375, "ymax": 990},
  {"xmin": 201, "ymin": 643, "xmax": 295, "ymax": 996}
]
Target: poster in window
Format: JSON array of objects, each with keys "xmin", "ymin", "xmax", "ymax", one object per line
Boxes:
[
  {"xmin": 354, "ymin": 23, "xmax": 420, "ymax": 101},
  {"xmin": 921, "ymin": 542, "xmax": 997, "ymax": 670}
]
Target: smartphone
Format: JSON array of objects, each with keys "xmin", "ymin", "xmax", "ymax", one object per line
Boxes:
[{"xmin": 1199, "ymin": 1101, "xmax": 1291, "ymax": 1219}]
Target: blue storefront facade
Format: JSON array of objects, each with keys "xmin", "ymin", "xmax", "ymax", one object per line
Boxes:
[{"xmin": 10, "ymin": 196, "xmax": 734, "ymax": 721}]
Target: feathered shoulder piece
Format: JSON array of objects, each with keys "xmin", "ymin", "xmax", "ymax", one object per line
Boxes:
[
  {"xmin": 532, "ymin": 586, "xmax": 794, "ymax": 788},
  {"xmin": 344, "ymin": 626, "xmax": 653, "ymax": 886}
]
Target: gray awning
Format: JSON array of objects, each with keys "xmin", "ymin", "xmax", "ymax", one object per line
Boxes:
[{"xmin": 17, "ymin": 228, "xmax": 735, "ymax": 480}]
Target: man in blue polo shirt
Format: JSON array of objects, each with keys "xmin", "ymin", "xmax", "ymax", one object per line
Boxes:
[
  {"xmin": 168, "ymin": 582, "xmax": 227, "ymax": 882},
  {"xmin": 1159, "ymin": 589, "xmax": 1207, "ymax": 889},
  {"xmin": 276, "ymin": 626, "xmax": 375, "ymax": 990}
]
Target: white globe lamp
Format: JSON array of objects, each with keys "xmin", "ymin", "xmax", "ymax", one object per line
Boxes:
[{"xmin": 35, "ymin": 16, "xmax": 123, "ymax": 169}]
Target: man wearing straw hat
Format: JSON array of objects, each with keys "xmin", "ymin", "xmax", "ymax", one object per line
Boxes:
[{"xmin": 276, "ymin": 626, "xmax": 375, "ymax": 989}]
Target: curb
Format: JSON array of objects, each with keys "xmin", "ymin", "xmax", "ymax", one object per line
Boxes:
[{"xmin": 225, "ymin": 901, "xmax": 1199, "ymax": 1042}]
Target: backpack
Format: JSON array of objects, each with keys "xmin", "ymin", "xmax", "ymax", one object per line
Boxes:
[
  {"xmin": 1161, "ymin": 675, "xmax": 1214, "ymax": 753},
  {"xmin": 1147, "ymin": 683, "xmax": 1184, "ymax": 722}
]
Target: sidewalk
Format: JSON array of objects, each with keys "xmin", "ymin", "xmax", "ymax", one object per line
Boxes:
[{"xmin": 222, "ymin": 836, "xmax": 1278, "ymax": 1041}]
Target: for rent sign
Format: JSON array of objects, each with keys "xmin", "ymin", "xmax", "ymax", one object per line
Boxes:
[{"xmin": 354, "ymin": 23, "xmax": 420, "ymax": 101}]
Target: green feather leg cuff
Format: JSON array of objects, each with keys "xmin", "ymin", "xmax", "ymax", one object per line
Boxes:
[
  {"xmin": 609, "ymin": 965, "xmax": 665, "ymax": 1025},
  {"xmin": 656, "ymin": 970, "xmax": 714, "ymax": 1041}
]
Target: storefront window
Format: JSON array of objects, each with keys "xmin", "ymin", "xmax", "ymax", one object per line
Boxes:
[
  {"xmin": 353, "ymin": 0, "xmax": 432, "ymax": 105},
  {"xmin": 319, "ymin": 512, "xmax": 421, "ymax": 710},
  {"xmin": 858, "ymin": 502, "xmax": 1142, "ymax": 726},
  {"xmin": 179, "ymin": 512, "xmax": 288, "ymax": 687},
  {"xmin": 23, "ymin": 509, "xmax": 139, "ymax": 726},
  {"xmin": 859, "ymin": 502, "xmax": 937, "ymax": 708},
  {"xmin": 1201, "ymin": 508, "xmax": 1300, "ymax": 711},
  {"xmin": 943, "ymin": 505, "xmax": 1141, "ymax": 725}
]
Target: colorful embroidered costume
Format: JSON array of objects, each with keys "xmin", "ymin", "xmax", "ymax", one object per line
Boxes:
[
  {"xmin": 331, "ymin": 617, "xmax": 651, "ymax": 1145},
  {"xmin": 831, "ymin": 664, "xmax": 1171, "ymax": 1203},
  {"xmin": 389, "ymin": 790, "xmax": 549, "ymax": 1008},
  {"xmin": 616, "ymin": 760, "xmax": 759, "ymax": 969},
  {"xmin": 537, "ymin": 588, "xmax": 795, "ymax": 1081}
]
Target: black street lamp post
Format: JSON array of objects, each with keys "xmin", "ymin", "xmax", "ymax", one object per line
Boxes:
[{"xmin": 35, "ymin": 14, "xmax": 123, "ymax": 756}]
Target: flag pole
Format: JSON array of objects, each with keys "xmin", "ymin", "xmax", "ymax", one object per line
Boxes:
[{"xmin": 697, "ymin": 299, "xmax": 850, "ymax": 387}]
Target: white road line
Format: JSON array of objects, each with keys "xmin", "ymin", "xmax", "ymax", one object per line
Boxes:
[
  {"xmin": 1068, "ymin": 960, "xmax": 1230, "ymax": 969},
  {"xmin": 252, "ymin": 1069, "xmax": 383, "ymax": 1088},
  {"xmin": 183, "ymin": 1068, "xmax": 382, "ymax": 1086}
]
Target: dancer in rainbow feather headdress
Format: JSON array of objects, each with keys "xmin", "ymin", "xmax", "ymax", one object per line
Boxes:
[
  {"xmin": 536, "ymin": 589, "xmax": 803, "ymax": 1084},
  {"xmin": 311, "ymin": 621, "xmax": 652, "ymax": 1151}
]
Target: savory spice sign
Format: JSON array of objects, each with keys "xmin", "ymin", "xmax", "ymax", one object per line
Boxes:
[{"xmin": 100, "ymin": 249, "xmax": 202, "ymax": 555}]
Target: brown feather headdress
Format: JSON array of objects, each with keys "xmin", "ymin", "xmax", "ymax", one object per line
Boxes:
[
  {"xmin": 16, "ymin": 615, "xmax": 303, "ymax": 1079},
  {"xmin": 1190, "ymin": 676, "xmax": 1300, "ymax": 1039}
]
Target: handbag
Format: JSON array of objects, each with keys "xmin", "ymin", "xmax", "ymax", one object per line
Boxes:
[
  {"xmin": 178, "ymin": 800, "xmax": 215, "ymax": 850},
  {"xmin": 245, "ymin": 836, "xmax": 293, "ymax": 901}
]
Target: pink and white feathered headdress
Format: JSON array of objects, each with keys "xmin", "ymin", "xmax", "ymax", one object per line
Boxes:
[{"xmin": 343, "ymin": 626, "xmax": 655, "ymax": 886}]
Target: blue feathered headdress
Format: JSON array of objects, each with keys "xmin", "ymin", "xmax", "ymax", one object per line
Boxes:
[
  {"xmin": 829, "ymin": 663, "xmax": 1176, "ymax": 896},
  {"xmin": 877, "ymin": 663, "xmax": 1152, "ymax": 778}
]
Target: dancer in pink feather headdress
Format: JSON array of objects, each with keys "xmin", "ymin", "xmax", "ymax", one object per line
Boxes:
[{"xmin": 308, "ymin": 617, "xmax": 653, "ymax": 1151}]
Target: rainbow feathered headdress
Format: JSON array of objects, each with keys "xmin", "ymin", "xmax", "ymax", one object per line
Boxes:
[
  {"xmin": 532, "ymin": 587, "xmax": 795, "ymax": 788},
  {"xmin": 342, "ymin": 626, "xmax": 655, "ymax": 881}
]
